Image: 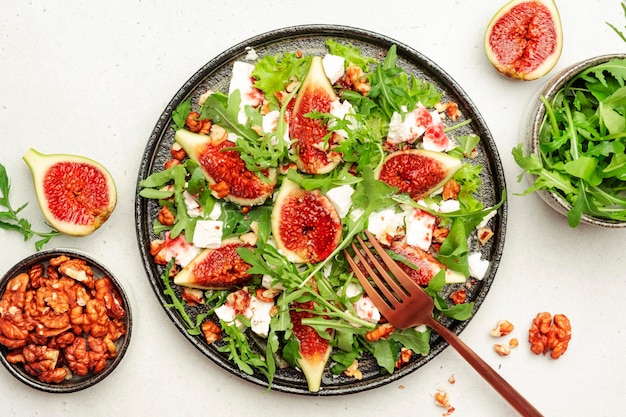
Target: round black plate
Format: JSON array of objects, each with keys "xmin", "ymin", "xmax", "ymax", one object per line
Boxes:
[{"xmin": 135, "ymin": 24, "xmax": 507, "ymax": 395}]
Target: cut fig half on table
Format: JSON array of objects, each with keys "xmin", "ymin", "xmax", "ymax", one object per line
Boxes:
[
  {"xmin": 23, "ymin": 148, "xmax": 117, "ymax": 236},
  {"xmin": 484, "ymin": 0, "xmax": 563, "ymax": 80}
]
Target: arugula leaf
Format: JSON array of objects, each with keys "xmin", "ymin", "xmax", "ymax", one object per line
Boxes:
[
  {"xmin": 0, "ymin": 163, "xmax": 61, "ymax": 250},
  {"xmin": 513, "ymin": 58, "xmax": 626, "ymax": 225},
  {"xmin": 172, "ymin": 98, "xmax": 191, "ymax": 130}
]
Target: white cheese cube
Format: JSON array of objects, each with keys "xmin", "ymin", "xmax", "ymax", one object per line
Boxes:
[
  {"xmin": 326, "ymin": 184, "xmax": 354, "ymax": 218},
  {"xmin": 367, "ymin": 208, "xmax": 405, "ymax": 245},
  {"xmin": 247, "ymin": 296, "xmax": 275, "ymax": 338},
  {"xmin": 322, "ymin": 54, "xmax": 345, "ymax": 84},
  {"xmin": 229, "ymin": 61, "xmax": 263, "ymax": 124},
  {"xmin": 329, "ymin": 99, "xmax": 357, "ymax": 138},
  {"xmin": 192, "ymin": 220, "xmax": 223, "ymax": 249},
  {"xmin": 468, "ymin": 252, "xmax": 490, "ymax": 280},
  {"xmin": 405, "ymin": 208, "xmax": 435, "ymax": 251},
  {"xmin": 439, "ymin": 199, "xmax": 461, "ymax": 213}
]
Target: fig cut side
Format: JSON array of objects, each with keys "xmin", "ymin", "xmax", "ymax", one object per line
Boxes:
[
  {"xmin": 376, "ymin": 149, "xmax": 462, "ymax": 200},
  {"xmin": 289, "ymin": 56, "xmax": 341, "ymax": 174},
  {"xmin": 175, "ymin": 128, "xmax": 277, "ymax": 206},
  {"xmin": 174, "ymin": 238, "xmax": 255, "ymax": 290},
  {"xmin": 270, "ymin": 178, "xmax": 342, "ymax": 264},
  {"xmin": 290, "ymin": 299, "xmax": 332, "ymax": 393},
  {"xmin": 484, "ymin": 0, "xmax": 563, "ymax": 80},
  {"xmin": 23, "ymin": 148, "xmax": 117, "ymax": 236}
]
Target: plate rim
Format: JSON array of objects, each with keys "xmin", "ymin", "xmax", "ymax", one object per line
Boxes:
[{"xmin": 134, "ymin": 24, "xmax": 508, "ymax": 396}]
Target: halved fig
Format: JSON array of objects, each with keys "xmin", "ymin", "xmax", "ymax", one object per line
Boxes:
[
  {"xmin": 290, "ymin": 299, "xmax": 332, "ymax": 392},
  {"xmin": 22, "ymin": 148, "xmax": 117, "ymax": 236},
  {"xmin": 271, "ymin": 178, "xmax": 342, "ymax": 264},
  {"xmin": 289, "ymin": 56, "xmax": 341, "ymax": 174},
  {"xmin": 175, "ymin": 128, "xmax": 277, "ymax": 206},
  {"xmin": 174, "ymin": 238, "xmax": 256, "ymax": 290},
  {"xmin": 376, "ymin": 149, "xmax": 462, "ymax": 200},
  {"xmin": 484, "ymin": 0, "xmax": 563, "ymax": 80},
  {"xmin": 390, "ymin": 241, "xmax": 465, "ymax": 285}
]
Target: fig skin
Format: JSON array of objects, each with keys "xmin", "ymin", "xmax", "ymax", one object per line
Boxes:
[
  {"xmin": 484, "ymin": 0, "xmax": 563, "ymax": 81},
  {"xmin": 175, "ymin": 128, "xmax": 277, "ymax": 206},
  {"xmin": 376, "ymin": 149, "xmax": 462, "ymax": 200},
  {"xmin": 290, "ymin": 298, "xmax": 332, "ymax": 392},
  {"xmin": 270, "ymin": 178, "xmax": 342, "ymax": 264},
  {"xmin": 289, "ymin": 56, "xmax": 341, "ymax": 174},
  {"xmin": 22, "ymin": 148, "xmax": 117, "ymax": 236}
]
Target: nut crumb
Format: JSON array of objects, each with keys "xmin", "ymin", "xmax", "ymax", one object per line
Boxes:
[
  {"xmin": 493, "ymin": 343, "xmax": 511, "ymax": 356},
  {"xmin": 490, "ymin": 319, "xmax": 514, "ymax": 337}
]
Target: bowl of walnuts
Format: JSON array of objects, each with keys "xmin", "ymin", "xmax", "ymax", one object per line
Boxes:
[{"xmin": 0, "ymin": 249, "xmax": 132, "ymax": 393}]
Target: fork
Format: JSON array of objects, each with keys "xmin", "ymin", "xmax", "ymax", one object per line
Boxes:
[{"xmin": 345, "ymin": 230, "xmax": 544, "ymax": 417}]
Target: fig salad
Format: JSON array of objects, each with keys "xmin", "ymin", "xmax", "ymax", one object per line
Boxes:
[{"xmin": 138, "ymin": 38, "xmax": 504, "ymax": 392}]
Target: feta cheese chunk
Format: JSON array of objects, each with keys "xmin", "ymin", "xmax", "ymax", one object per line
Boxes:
[
  {"xmin": 329, "ymin": 99, "xmax": 357, "ymax": 138},
  {"xmin": 468, "ymin": 252, "xmax": 490, "ymax": 280},
  {"xmin": 344, "ymin": 283, "xmax": 380, "ymax": 326},
  {"xmin": 326, "ymin": 184, "xmax": 354, "ymax": 218},
  {"xmin": 367, "ymin": 208, "xmax": 405, "ymax": 245},
  {"xmin": 405, "ymin": 208, "xmax": 435, "ymax": 251},
  {"xmin": 248, "ymin": 296, "xmax": 274, "ymax": 338},
  {"xmin": 387, "ymin": 105, "xmax": 432, "ymax": 144},
  {"xmin": 192, "ymin": 220, "xmax": 223, "ymax": 249},
  {"xmin": 322, "ymin": 54, "xmax": 345, "ymax": 84},
  {"xmin": 164, "ymin": 232, "xmax": 200, "ymax": 268},
  {"xmin": 228, "ymin": 61, "xmax": 263, "ymax": 124},
  {"xmin": 184, "ymin": 191, "xmax": 202, "ymax": 218},
  {"xmin": 262, "ymin": 110, "xmax": 291, "ymax": 146}
]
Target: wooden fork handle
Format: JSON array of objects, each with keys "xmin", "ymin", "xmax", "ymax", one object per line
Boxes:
[{"xmin": 428, "ymin": 319, "xmax": 544, "ymax": 417}]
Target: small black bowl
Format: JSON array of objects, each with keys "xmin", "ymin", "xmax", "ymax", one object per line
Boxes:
[{"xmin": 0, "ymin": 249, "xmax": 133, "ymax": 393}]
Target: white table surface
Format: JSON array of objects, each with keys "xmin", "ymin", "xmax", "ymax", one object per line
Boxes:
[{"xmin": 1, "ymin": 1, "xmax": 624, "ymax": 416}]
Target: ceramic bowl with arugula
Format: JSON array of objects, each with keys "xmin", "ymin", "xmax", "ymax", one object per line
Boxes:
[
  {"xmin": 514, "ymin": 54, "xmax": 626, "ymax": 228},
  {"xmin": 0, "ymin": 249, "xmax": 132, "ymax": 393}
]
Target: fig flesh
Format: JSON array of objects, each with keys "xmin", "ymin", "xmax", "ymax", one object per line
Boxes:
[
  {"xmin": 271, "ymin": 178, "xmax": 342, "ymax": 264},
  {"xmin": 22, "ymin": 148, "xmax": 117, "ymax": 236},
  {"xmin": 390, "ymin": 241, "xmax": 465, "ymax": 285},
  {"xmin": 376, "ymin": 149, "xmax": 462, "ymax": 200},
  {"xmin": 484, "ymin": 0, "xmax": 563, "ymax": 80},
  {"xmin": 290, "ymin": 299, "xmax": 332, "ymax": 392},
  {"xmin": 174, "ymin": 238, "xmax": 255, "ymax": 290},
  {"xmin": 289, "ymin": 56, "xmax": 341, "ymax": 174},
  {"xmin": 175, "ymin": 128, "xmax": 277, "ymax": 206}
]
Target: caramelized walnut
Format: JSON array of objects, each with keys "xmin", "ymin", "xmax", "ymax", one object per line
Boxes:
[
  {"xmin": 0, "ymin": 255, "xmax": 128, "ymax": 385},
  {"xmin": 528, "ymin": 312, "xmax": 571, "ymax": 359}
]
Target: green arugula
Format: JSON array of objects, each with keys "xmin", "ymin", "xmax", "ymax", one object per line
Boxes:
[
  {"xmin": 0, "ymin": 163, "xmax": 60, "ymax": 250},
  {"xmin": 513, "ymin": 58, "xmax": 626, "ymax": 226},
  {"xmin": 607, "ymin": 1, "xmax": 626, "ymax": 42}
]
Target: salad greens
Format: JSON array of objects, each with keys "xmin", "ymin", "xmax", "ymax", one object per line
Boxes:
[
  {"xmin": 139, "ymin": 39, "xmax": 503, "ymax": 388},
  {"xmin": 513, "ymin": 58, "xmax": 626, "ymax": 227},
  {"xmin": 0, "ymin": 163, "xmax": 60, "ymax": 250}
]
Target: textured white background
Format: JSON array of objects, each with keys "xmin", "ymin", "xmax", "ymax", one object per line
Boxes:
[{"xmin": 1, "ymin": 1, "xmax": 624, "ymax": 416}]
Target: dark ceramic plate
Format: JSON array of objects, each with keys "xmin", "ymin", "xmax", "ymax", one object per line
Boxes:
[
  {"xmin": 0, "ymin": 249, "xmax": 133, "ymax": 393},
  {"xmin": 135, "ymin": 25, "xmax": 507, "ymax": 395}
]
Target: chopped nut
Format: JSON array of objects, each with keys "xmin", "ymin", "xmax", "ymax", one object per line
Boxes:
[
  {"xmin": 477, "ymin": 227, "xmax": 494, "ymax": 245},
  {"xmin": 343, "ymin": 359, "xmax": 363, "ymax": 380},
  {"xmin": 449, "ymin": 289, "xmax": 467, "ymax": 305},
  {"xmin": 509, "ymin": 337, "xmax": 519, "ymax": 349},
  {"xmin": 395, "ymin": 347, "xmax": 413, "ymax": 369},
  {"xmin": 490, "ymin": 319, "xmax": 514, "ymax": 337},
  {"xmin": 448, "ymin": 373, "xmax": 456, "ymax": 384},
  {"xmin": 493, "ymin": 343, "xmax": 511, "ymax": 356}
]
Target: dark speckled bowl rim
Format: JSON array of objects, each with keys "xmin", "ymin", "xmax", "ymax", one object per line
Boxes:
[
  {"xmin": 0, "ymin": 248, "xmax": 133, "ymax": 393},
  {"xmin": 135, "ymin": 24, "xmax": 507, "ymax": 395}
]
